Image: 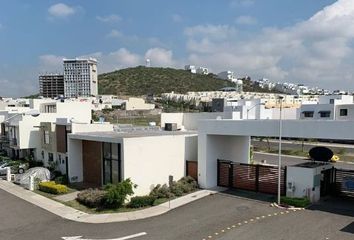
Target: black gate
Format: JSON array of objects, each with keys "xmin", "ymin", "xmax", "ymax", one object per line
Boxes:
[
  {"xmin": 217, "ymin": 159, "xmax": 286, "ymax": 195},
  {"xmin": 334, "ymin": 168, "xmax": 354, "ymax": 197}
]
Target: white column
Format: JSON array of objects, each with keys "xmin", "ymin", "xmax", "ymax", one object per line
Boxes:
[{"xmin": 6, "ymin": 167, "xmax": 11, "ymax": 182}]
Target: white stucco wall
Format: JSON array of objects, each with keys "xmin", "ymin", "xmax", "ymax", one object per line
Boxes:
[
  {"xmin": 71, "ymin": 123, "xmax": 114, "ymax": 133},
  {"xmin": 160, "ymin": 112, "xmax": 235, "ymax": 131},
  {"xmin": 56, "ymin": 102, "xmax": 92, "ymax": 123},
  {"xmin": 271, "ymin": 108, "xmax": 298, "ymax": 120},
  {"xmin": 67, "ymin": 138, "xmax": 83, "ymax": 183},
  {"xmin": 198, "ymin": 134, "xmax": 250, "ymax": 188},
  {"xmin": 123, "ymin": 134, "xmax": 197, "ymax": 196}
]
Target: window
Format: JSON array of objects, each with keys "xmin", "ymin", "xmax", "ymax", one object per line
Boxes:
[
  {"xmin": 329, "ymin": 99, "xmax": 335, "ymax": 104},
  {"xmin": 303, "ymin": 111, "xmax": 314, "ymax": 118},
  {"xmin": 340, "ymin": 109, "xmax": 348, "ymax": 116},
  {"xmin": 48, "ymin": 153, "xmax": 53, "ymax": 162},
  {"xmin": 103, "ymin": 143, "xmax": 121, "ymax": 185},
  {"xmin": 319, "ymin": 111, "xmax": 331, "ymax": 118},
  {"xmin": 44, "ymin": 130, "xmax": 50, "ymax": 144}
]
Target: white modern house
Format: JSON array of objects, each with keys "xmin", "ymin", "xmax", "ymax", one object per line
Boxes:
[
  {"xmin": 67, "ymin": 129, "xmax": 197, "ymax": 195},
  {"xmin": 0, "ymin": 100, "xmax": 92, "ymax": 160},
  {"xmin": 298, "ymin": 95, "xmax": 354, "ymax": 120}
]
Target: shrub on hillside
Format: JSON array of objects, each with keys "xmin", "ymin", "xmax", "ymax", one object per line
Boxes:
[
  {"xmin": 103, "ymin": 179, "xmax": 136, "ymax": 208},
  {"xmin": 38, "ymin": 181, "xmax": 68, "ymax": 194},
  {"xmin": 128, "ymin": 196, "xmax": 156, "ymax": 208},
  {"xmin": 76, "ymin": 188, "xmax": 106, "ymax": 208}
]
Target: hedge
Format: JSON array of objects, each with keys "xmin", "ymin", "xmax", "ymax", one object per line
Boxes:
[
  {"xmin": 280, "ymin": 196, "xmax": 311, "ymax": 208},
  {"xmin": 128, "ymin": 196, "xmax": 156, "ymax": 208},
  {"xmin": 76, "ymin": 188, "xmax": 106, "ymax": 208},
  {"xmin": 38, "ymin": 181, "xmax": 68, "ymax": 194}
]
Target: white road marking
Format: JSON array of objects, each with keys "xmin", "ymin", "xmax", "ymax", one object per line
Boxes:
[{"xmin": 61, "ymin": 232, "xmax": 147, "ymax": 240}]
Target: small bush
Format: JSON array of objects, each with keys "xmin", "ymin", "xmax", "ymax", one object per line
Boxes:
[
  {"xmin": 39, "ymin": 181, "xmax": 68, "ymax": 194},
  {"xmin": 169, "ymin": 182, "xmax": 184, "ymax": 197},
  {"xmin": 177, "ymin": 176, "xmax": 198, "ymax": 192},
  {"xmin": 150, "ymin": 184, "xmax": 174, "ymax": 199},
  {"xmin": 103, "ymin": 179, "xmax": 136, "ymax": 208},
  {"xmin": 281, "ymin": 196, "xmax": 311, "ymax": 208},
  {"xmin": 54, "ymin": 175, "xmax": 68, "ymax": 185},
  {"xmin": 76, "ymin": 188, "xmax": 106, "ymax": 208},
  {"xmin": 128, "ymin": 196, "xmax": 156, "ymax": 208}
]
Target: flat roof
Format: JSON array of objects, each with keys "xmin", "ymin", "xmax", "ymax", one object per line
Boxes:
[{"xmin": 69, "ymin": 130, "xmax": 197, "ymax": 142}]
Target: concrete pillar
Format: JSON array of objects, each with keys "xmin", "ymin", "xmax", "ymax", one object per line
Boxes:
[
  {"xmin": 29, "ymin": 175, "xmax": 35, "ymax": 191},
  {"xmin": 6, "ymin": 167, "xmax": 11, "ymax": 182}
]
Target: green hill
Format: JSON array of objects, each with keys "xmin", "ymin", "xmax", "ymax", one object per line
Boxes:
[
  {"xmin": 98, "ymin": 66, "xmax": 238, "ymax": 96},
  {"xmin": 98, "ymin": 66, "xmax": 279, "ymax": 96}
]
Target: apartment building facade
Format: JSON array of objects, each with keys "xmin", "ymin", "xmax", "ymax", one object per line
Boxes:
[
  {"xmin": 64, "ymin": 58, "xmax": 98, "ymax": 98},
  {"xmin": 39, "ymin": 74, "xmax": 64, "ymax": 98}
]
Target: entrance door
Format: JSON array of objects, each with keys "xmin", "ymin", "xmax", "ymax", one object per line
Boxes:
[{"xmin": 321, "ymin": 168, "xmax": 334, "ymax": 197}]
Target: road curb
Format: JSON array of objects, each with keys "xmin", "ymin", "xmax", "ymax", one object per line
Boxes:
[{"xmin": 0, "ymin": 179, "xmax": 216, "ymax": 223}]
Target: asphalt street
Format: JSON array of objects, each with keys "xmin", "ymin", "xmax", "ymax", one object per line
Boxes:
[
  {"xmin": 1, "ymin": 187, "xmax": 354, "ymax": 240},
  {"xmin": 0, "ymin": 188, "xmax": 277, "ymax": 240},
  {"xmin": 217, "ymin": 197, "xmax": 354, "ymax": 240},
  {"xmin": 254, "ymin": 152, "xmax": 354, "ymax": 170}
]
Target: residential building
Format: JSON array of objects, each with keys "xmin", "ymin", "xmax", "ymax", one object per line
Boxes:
[
  {"xmin": 298, "ymin": 95, "xmax": 354, "ymax": 120},
  {"xmin": 196, "ymin": 67, "xmax": 209, "ymax": 75},
  {"xmin": 64, "ymin": 58, "xmax": 98, "ymax": 98},
  {"xmin": 184, "ymin": 65, "xmax": 196, "ymax": 74},
  {"xmin": 39, "ymin": 118, "xmax": 113, "ymax": 174},
  {"xmin": 0, "ymin": 100, "xmax": 92, "ymax": 160},
  {"xmin": 67, "ymin": 129, "xmax": 197, "ymax": 195},
  {"xmin": 39, "ymin": 74, "xmax": 64, "ymax": 98},
  {"xmin": 217, "ymin": 71, "xmax": 235, "ymax": 81},
  {"xmin": 122, "ymin": 97, "xmax": 155, "ymax": 111}
]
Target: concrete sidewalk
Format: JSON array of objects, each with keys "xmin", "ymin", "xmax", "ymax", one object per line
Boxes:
[{"xmin": 0, "ymin": 180, "xmax": 218, "ymax": 223}]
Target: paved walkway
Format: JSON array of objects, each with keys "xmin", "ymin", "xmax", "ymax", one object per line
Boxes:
[
  {"xmin": 53, "ymin": 191, "xmax": 79, "ymax": 202},
  {"xmin": 0, "ymin": 179, "xmax": 219, "ymax": 223}
]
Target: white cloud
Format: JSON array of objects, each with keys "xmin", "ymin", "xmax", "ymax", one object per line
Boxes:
[
  {"xmin": 235, "ymin": 15, "xmax": 257, "ymax": 25},
  {"xmin": 106, "ymin": 29, "xmax": 123, "ymax": 38},
  {"xmin": 172, "ymin": 14, "xmax": 183, "ymax": 23},
  {"xmin": 96, "ymin": 14, "xmax": 122, "ymax": 23},
  {"xmin": 48, "ymin": 3, "xmax": 76, "ymax": 18},
  {"xmin": 38, "ymin": 54, "xmax": 65, "ymax": 72},
  {"xmin": 184, "ymin": 0, "xmax": 354, "ymax": 89},
  {"xmin": 145, "ymin": 48, "xmax": 175, "ymax": 67},
  {"xmin": 230, "ymin": 0, "xmax": 255, "ymax": 8}
]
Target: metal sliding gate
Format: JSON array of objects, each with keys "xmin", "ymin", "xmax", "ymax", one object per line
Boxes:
[
  {"xmin": 217, "ymin": 159, "xmax": 286, "ymax": 195},
  {"xmin": 334, "ymin": 168, "xmax": 354, "ymax": 198}
]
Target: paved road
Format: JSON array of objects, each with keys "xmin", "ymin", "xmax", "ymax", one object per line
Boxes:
[
  {"xmin": 1, "ymin": 188, "xmax": 354, "ymax": 240},
  {"xmin": 254, "ymin": 152, "xmax": 354, "ymax": 170},
  {"xmin": 0, "ymin": 189, "xmax": 277, "ymax": 240},
  {"xmin": 217, "ymin": 197, "xmax": 354, "ymax": 240}
]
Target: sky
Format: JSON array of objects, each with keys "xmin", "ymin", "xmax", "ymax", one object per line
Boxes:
[{"xmin": 1, "ymin": 0, "xmax": 354, "ymax": 97}]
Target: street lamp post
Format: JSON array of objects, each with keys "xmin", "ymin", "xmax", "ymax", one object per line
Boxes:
[
  {"xmin": 246, "ymin": 102, "xmax": 265, "ymax": 119},
  {"xmin": 277, "ymin": 96, "xmax": 284, "ymax": 205}
]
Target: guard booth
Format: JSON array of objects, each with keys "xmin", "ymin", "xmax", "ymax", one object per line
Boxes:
[{"xmin": 286, "ymin": 162, "xmax": 334, "ymax": 203}]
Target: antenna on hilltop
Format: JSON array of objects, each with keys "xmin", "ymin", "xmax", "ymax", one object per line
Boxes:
[{"xmin": 146, "ymin": 58, "xmax": 151, "ymax": 67}]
